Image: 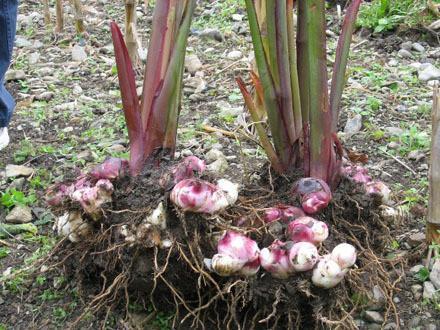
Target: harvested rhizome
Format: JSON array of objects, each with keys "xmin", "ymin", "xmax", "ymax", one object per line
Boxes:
[
  {"xmin": 45, "ymin": 157, "xmax": 407, "ymax": 329},
  {"xmin": 41, "ymin": 1, "xmax": 415, "ymax": 329}
]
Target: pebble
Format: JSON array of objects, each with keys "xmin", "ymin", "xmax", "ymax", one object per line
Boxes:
[
  {"xmin": 8, "ymin": 177, "xmax": 25, "ymax": 190},
  {"xmin": 108, "ymin": 144, "xmax": 126, "ymax": 153},
  {"xmin": 5, "ymin": 164, "xmax": 34, "ymax": 178},
  {"xmin": 205, "ymin": 149, "xmax": 225, "ymax": 162},
  {"xmin": 207, "ymin": 157, "xmax": 228, "ymax": 174},
  {"xmin": 412, "ymin": 42, "xmax": 425, "ymax": 53},
  {"xmin": 408, "ymin": 232, "xmax": 426, "ymax": 246},
  {"xmin": 428, "ymin": 80, "xmax": 440, "ymax": 87},
  {"xmin": 344, "ymin": 114, "xmax": 362, "ymax": 136},
  {"xmin": 363, "ymin": 311, "xmax": 384, "ymax": 324},
  {"xmin": 34, "ymin": 91, "xmax": 54, "ymax": 101},
  {"xmin": 5, "ymin": 70, "xmax": 26, "ymax": 81},
  {"xmin": 77, "ymin": 150, "xmax": 94, "ymax": 161},
  {"xmin": 28, "ymin": 52, "xmax": 40, "ymax": 64},
  {"xmin": 429, "ymin": 259, "xmax": 440, "ymax": 289},
  {"xmin": 217, "ymin": 100, "xmax": 242, "ymax": 117},
  {"xmin": 418, "ymin": 63, "xmax": 440, "ymax": 82},
  {"xmin": 411, "ymin": 284, "xmax": 423, "ymax": 301},
  {"xmin": 15, "ymin": 36, "xmax": 32, "ymax": 48},
  {"xmin": 72, "ymin": 44, "xmax": 88, "ymax": 62},
  {"xmin": 5, "ymin": 205, "xmax": 33, "ymax": 224},
  {"xmin": 227, "ymin": 50, "xmax": 243, "ymax": 60},
  {"xmin": 184, "ymin": 76, "xmax": 206, "ymax": 94},
  {"xmin": 423, "ymin": 281, "xmax": 437, "ymax": 299},
  {"xmin": 383, "ymin": 323, "xmax": 398, "ymax": 330},
  {"xmin": 407, "ymin": 150, "xmax": 425, "ymax": 162},
  {"xmin": 232, "ymin": 14, "xmax": 243, "ymax": 22},
  {"xmin": 385, "ymin": 126, "xmax": 403, "ymax": 136},
  {"xmin": 408, "ymin": 317, "xmax": 421, "ymax": 328},
  {"xmin": 185, "ymin": 54, "xmax": 203, "ymax": 74},
  {"xmin": 397, "ymin": 49, "xmax": 413, "ymax": 59},
  {"xmin": 73, "ymin": 85, "xmax": 83, "ymax": 95},
  {"xmin": 400, "ymin": 41, "xmax": 413, "ymax": 51},
  {"xmin": 199, "ymin": 28, "xmax": 224, "ymax": 42},
  {"xmin": 426, "ymin": 324, "xmax": 437, "ymax": 330},
  {"xmin": 388, "ymin": 59, "xmax": 398, "ymax": 67}
]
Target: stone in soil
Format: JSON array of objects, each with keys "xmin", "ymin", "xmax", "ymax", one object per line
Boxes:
[
  {"xmin": 227, "ymin": 50, "xmax": 243, "ymax": 60},
  {"xmin": 72, "ymin": 44, "xmax": 88, "ymax": 62},
  {"xmin": 363, "ymin": 311, "xmax": 384, "ymax": 324},
  {"xmin": 418, "ymin": 63, "xmax": 440, "ymax": 82},
  {"xmin": 5, "ymin": 69, "xmax": 26, "ymax": 81},
  {"xmin": 400, "ymin": 41, "xmax": 413, "ymax": 50},
  {"xmin": 343, "ymin": 114, "xmax": 362, "ymax": 136},
  {"xmin": 429, "ymin": 259, "xmax": 440, "ymax": 289},
  {"xmin": 423, "ymin": 281, "xmax": 437, "ymax": 300},
  {"xmin": 5, "ymin": 164, "xmax": 34, "ymax": 178},
  {"xmin": 411, "ymin": 284, "xmax": 423, "ymax": 301},
  {"xmin": 199, "ymin": 28, "xmax": 224, "ymax": 42},
  {"xmin": 5, "ymin": 205, "xmax": 33, "ymax": 224},
  {"xmin": 185, "ymin": 54, "xmax": 203, "ymax": 74},
  {"xmin": 397, "ymin": 49, "xmax": 413, "ymax": 59},
  {"xmin": 408, "ymin": 232, "xmax": 426, "ymax": 246},
  {"xmin": 412, "ymin": 42, "xmax": 425, "ymax": 53}
]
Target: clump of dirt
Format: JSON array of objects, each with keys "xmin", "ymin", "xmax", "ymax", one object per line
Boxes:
[{"xmin": 47, "ymin": 162, "xmax": 407, "ymax": 329}]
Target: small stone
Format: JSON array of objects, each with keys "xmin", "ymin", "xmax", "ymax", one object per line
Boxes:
[
  {"xmin": 184, "ymin": 76, "xmax": 206, "ymax": 94},
  {"xmin": 207, "ymin": 158, "xmax": 228, "ymax": 174},
  {"xmin": 344, "ymin": 114, "xmax": 362, "ymax": 136},
  {"xmin": 15, "ymin": 36, "xmax": 32, "ymax": 48},
  {"xmin": 418, "ymin": 63, "xmax": 440, "ymax": 82},
  {"xmin": 387, "ymin": 141, "xmax": 400, "ymax": 149},
  {"xmin": 429, "ymin": 259, "xmax": 440, "ymax": 289},
  {"xmin": 217, "ymin": 100, "xmax": 242, "ymax": 117},
  {"xmin": 388, "ymin": 59, "xmax": 398, "ymax": 67},
  {"xmin": 205, "ymin": 149, "xmax": 225, "ymax": 162},
  {"xmin": 363, "ymin": 311, "xmax": 384, "ymax": 324},
  {"xmin": 407, "ymin": 150, "xmax": 425, "ymax": 161},
  {"xmin": 227, "ymin": 50, "xmax": 243, "ymax": 60},
  {"xmin": 392, "ymin": 296, "xmax": 400, "ymax": 303},
  {"xmin": 28, "ymin": 52, "xmax": 40, "ymax": 64},
  {"xmin": 408, "ymin": 232, "xmax": 426, "ymax": 246},
  {"xmin": 395, "ymin": 104, "xmax": 407, "ymax": 112},
  {"xmin": 77, "ymin": 150, "xmax": 94, "ymax": 161},
  {"xmin": 411, "ymin": 284, "xmax": 423, "ymax": 301},
  {"xmin": 385, "ymin": 127, "xmax": 403, "ymax": 136},
  {"xmin": 412, "ymin": 42, "xmax": 425, "ymax": 53},
  {"xmin": 383, "ymin": 323, "xmax": 398, "ymax": 330},
  {"xmin": 34, "ymin": 91, "xmax": 54, "ymax": 101},
  {"xmin": 72, "ymin": 44, "xmax": 87, "ymax": 62},
  {"xmin": 5, "ymin": 70, "xmax": 26, "ymax": 81},
  {"xmin": 72, "ymin": 85, "xmax": 83, "ymax": 95},
  {"xmin": 231, "ymin": 14, "xmax": 243, "ymax": 22},
  {"xmin": 8, "ymin": 177, "xmax": 25, "ymax": 190},
  {"xmin": 426, "ymin": 324, "xmax": 437, "ymax": 330},
  {"xmin": 423, "ymin": 281, "xmax": 437, "ymax": 300},
  {"xmin": 199, "ymin": 28, "xmax": 224, "ymax": 42},
  {"xmin": 325, "ymin": 29, "xmax": 336, "ymax": 37},
  {"xmin": 367, "ymin": 324, "xmax": 382, "ymax": 330},
  {"xmin": 397, "ymin": 49, "xmax": 413, "ymax": 59},
  {"xmin": 408, "ymin": 316, "xmax": 421, "ymax": 328},
  {"xmin": 400, "ymin": 41, "xmax": 413, "ymax": 50},
  {"xmin": 63, "ymin": 126, "xmax": 74, "ymax": 133},
  {"xmin": 108, "ymin": 144, "xmax": 126, "ymax": 153},
  {"xmin": 5, "ymin": 164, "xmax": 34, "ymax": 178},
  {"xmin": 5, "ymin": 205, "xmax": 33, "ymax": 224},
  {"xmin": 185, "ymin": 54, "xmax": 202, "ymax": 74}
]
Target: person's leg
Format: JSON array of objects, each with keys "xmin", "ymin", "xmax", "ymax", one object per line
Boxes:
[{"xmin": 0, "ymin": 0, "xmax": 19, "ymax": 128}]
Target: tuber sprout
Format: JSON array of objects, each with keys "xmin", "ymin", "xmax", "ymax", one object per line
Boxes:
[
  {"xmin": 312, "ymin": 256, "xmax": 347, "ymax": 289},
  {"xmin": 263, "ymin": 204, "xmax": 305, "ymax": 223},
  {"xmin": 286, "ymin": 216, "xmax": 329, "ymax": 245},
  {"xmin": 330, "ymin": 243, "xmax": 357, "ymax": 269}
]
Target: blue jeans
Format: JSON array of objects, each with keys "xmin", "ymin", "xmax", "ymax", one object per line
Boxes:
[{"xmin": 0, "ymin": 0, "xmax": 18, "ymax": 127}]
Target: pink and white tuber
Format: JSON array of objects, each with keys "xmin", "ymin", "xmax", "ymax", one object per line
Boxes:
[
  {"xmin": 170, "ymin": 178, "xmax": 238, "ymax": 214},
  {"xmin": 312, "ymin": 243, "xmax": 357, "ymax": 289},
  {"xmin": 286, "ymin": 216, "xmax": 329, "ymax": 245},
  {"xmin": 259, "ymin": 240, "xmax": 293, "ymax": 279},
  {"xmin": 46, "ymin": 158, "xmax": 127, "ymax": 217},
  {"xmin": 206, "ymin": 231, "xmax": 260, "ymax": 277},
  {"xmin": 288, "ymin": 242, "xmax": 319, "ymax": 272},
  {"xmin": 171, "ymin": 156, "xmax": 206, "ymax": 184},
  {"xmin": 292, "ymin": 178, "xmax": 332, "ymax": 214},
  {"xmin": 263, "ymin": 204, "xmax": 305, "ymax": 223}
]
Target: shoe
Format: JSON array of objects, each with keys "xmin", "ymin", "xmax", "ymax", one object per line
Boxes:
[{"xmin": 0, "ymin": 127, "xmax": 10, "ymax": 151}]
